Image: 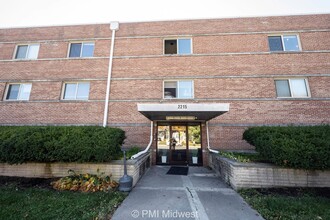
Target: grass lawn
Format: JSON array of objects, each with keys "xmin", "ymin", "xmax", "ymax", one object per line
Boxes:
[
  {"xmin": 0, "ymin": 177, "xmax": 127, "ymax": 220},
  {"xmin": 239, "ymin": 188, "xmax": 330, "ymax": 220}
]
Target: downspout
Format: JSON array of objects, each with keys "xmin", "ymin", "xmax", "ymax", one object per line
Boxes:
[
  {"xmin": 206, "ymin": 121, "xmax": 219, "ymax": 154},
  {"xmin": 131, "ymin": 121, "xmax": 153, "ymax": 159},
  {"xmin": 103, "ymin": 22, "xmax": 119, "ymax": 127}
]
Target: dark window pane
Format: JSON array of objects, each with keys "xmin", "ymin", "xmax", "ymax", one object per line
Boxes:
[
  {"xmin": 6, "ymin": 84, "xmax": 20, "ymax": 100},
  {"xmin": 15, "ymin": 45, "xmax": 28, "ymax": 59},
  {"xmin": 164, "ymin": 40, "xmax": 177, "ymax": 54},
  {"xmin": 275, "ymin": 80, "xmax": 291, "ymax": 97},
  {"xmin": 268, "ymin": 36, "xmax": 283, "ymax": 51},
  {"xmin": 164, "ymin": 88, "xmax": 176, "ymax": 98},
  {"xmin": 164, "ymin": 81, "xmax": 177, "ymax": 98},
  {"xmin": 81, "ymin": 43, "xmax": 94, "ymax": 57},
  {"xmin": 69, "ymin": 43, "xmax": 82, "ymax": 57}
]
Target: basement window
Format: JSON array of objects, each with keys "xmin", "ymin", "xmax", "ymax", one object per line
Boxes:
[
  {"xmin": 268, "ymin": 35, "xmax": 300, "ymax": 52},
  {"xmin": 63, "ymin": 82, "xmax": 90, "ymax": 100},
  {"xmin": 5, "ymin": 83, "xmax": 32, "ymax": 100},
  {"xmin": 164, "ymin": 80, "xmax": 193, "ymax": 99},
  {"xmin": 69, "ymin": 42, "xmax": 94, "ymax": 58},
  {"xmin": 14, "ymin": 44, "xmax": 40, "ymax": 59},
  {"xmin": 275, "ymin": 78, "xmax": 309, "ymax": 98},
  {"xmin": 164, "ymin": 39, "xmax": 192, "ymax": 55}
]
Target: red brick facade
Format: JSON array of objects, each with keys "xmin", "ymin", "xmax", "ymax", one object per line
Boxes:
[{"xmin": 0, "ymin": 14, "xmax": 329, "ymax": 165}]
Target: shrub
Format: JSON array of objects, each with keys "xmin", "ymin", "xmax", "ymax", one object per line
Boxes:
[
  {"xmin": 0, "ymin": 126, "xmax": 125, "ymax": 164},
  {"xmin": 125, "ymin": 146, "xmax": 141, "ymax": 159},
  {"xmin": 219, "ymin": 151, "xmax": 264, "ymax": 163},
  {"xmin": 243, "ymin": 125, "xmax": 330, "ymax": 170}
]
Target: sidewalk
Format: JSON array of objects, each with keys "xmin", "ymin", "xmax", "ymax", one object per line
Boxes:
[{"xmin": 112, "ymin": 166, "xmax": 263, "ymax": 220}]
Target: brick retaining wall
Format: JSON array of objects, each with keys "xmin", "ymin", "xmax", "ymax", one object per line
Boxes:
[
  {"xmin": 209, "ymin": 153, "xmax": 330, "ymax": 190},
  {"xmin": 0, "ymin": 152, "xmax": 150, "ymax": 187}
]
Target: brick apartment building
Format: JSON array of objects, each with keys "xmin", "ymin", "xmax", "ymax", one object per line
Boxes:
[{"xmin": 0, "ymin": 14, "xmax": 329, "ymax": 166}]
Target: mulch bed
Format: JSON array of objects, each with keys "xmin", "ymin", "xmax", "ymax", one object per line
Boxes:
[
  {"xmin": 0, "ymin": 176, "xmax": 59, "ymax": 189},
  {"xmin": 251, "ymin": 188, "xmax": 330, "ymax": 198}
]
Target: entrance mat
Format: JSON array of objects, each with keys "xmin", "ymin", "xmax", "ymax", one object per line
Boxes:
[{"xmin": 166, "ymin": 166, "xmax": 189, "ymax": 175}]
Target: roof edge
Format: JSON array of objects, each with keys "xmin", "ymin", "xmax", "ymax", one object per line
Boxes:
[{"xmin": 0, "ymin": 12, "xmax": 329, "ymax": 30}]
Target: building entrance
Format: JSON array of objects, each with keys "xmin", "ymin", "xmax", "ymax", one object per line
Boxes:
[{"xmin": 157, "ymin": 123, "xmax": 202, "ymax": 166}]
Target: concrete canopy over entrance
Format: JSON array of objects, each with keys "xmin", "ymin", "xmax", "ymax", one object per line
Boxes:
[{"xmin": 137, "ymin": 103, "xmax": 230, "ymax": 121}]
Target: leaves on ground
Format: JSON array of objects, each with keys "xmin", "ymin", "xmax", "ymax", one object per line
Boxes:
[{"xmin": 51, "ymin": 169, "xmax": 119, "ymax": 192}]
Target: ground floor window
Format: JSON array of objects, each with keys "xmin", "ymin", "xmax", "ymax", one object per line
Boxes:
[
  {"xmin": 63, "ymin": 82, "xmax": 90, "ymax": 100},
  {"xmin": 5, "ymin": 83, "xmax": 32, "ymax": 101},
  {"xmin": 275, "ymin": 78, "xmax": 309, "ymax": 98}
]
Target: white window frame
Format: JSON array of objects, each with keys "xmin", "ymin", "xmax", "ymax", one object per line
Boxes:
[
  {"xmin": 275, "ymin": 78, "xmax": 310, "ymax": 98},
  {"xmin": 163, "ymin": 80, "xmax": 194, "ymax": 99},
  {"xmin": 163, "ymin": 38, "xmax": 193, "ymax": 55},
  {"xmin": 13, "ymin": 44, "xmax": 40, "ymax": 60},
  {"xmin": 268, "ymin": 34, "xmax": 302, "ymax": 52},
  {"xmin": 4, "ymin": 83, "xmax": 32, "ymax": 101},
  {"xmin": 67, "ymin": 42, "xmax": 95, "ymax": 58},
  {"xmin": 62, "ymin": 82, "xmax": 90, "ymax": 100}
]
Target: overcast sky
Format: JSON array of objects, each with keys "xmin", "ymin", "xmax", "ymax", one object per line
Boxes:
[{"xmin": 0, "ymin": 0, "xmax": 329, "ymax": 28}]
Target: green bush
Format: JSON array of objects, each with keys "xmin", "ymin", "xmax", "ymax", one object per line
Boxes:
[
  {"xmin": 219, "ymin": 151, "xmax": 264, "ymax": 163},
  {"xmin": 0, "ymin": 126, "xmax": 125, "ymax": 164},
  {"xmin": 243, "ymin": 125, "xmax": 330, "ymax": 170},
  {"xmin": 125, "ymin": 146, "xmax": 141, "ymax": 159}
]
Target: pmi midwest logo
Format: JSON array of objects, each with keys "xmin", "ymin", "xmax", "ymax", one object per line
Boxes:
[{"xmin": 131, "ymin": 209, "xmax": 198, "ymax": 218}]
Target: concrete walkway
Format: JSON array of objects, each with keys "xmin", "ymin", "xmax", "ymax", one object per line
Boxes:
[{"xmin": 112, "ymin": 166, "xmax": 263, "ymax": 220}]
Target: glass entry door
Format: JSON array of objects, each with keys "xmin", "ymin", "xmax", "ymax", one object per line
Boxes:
[
  {"xmin": 170, "ymin": 126, "xmax": 188, "ymax": 164},
  {"xmin": 187, "ymin": 125, "xmax": 202, "ymax": 165},
  {"xmin": 157, "ymin": 126, "xmax": 170, "ymax": 164},
  {"xmin": 157, "ymin": 124, "xmax": 202, "ymax": 165}
]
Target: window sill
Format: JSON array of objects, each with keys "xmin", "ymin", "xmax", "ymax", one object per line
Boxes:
[
  {"xmin": 269, "ymin": 51, "xmax": 302, "ymax": 54},
  {"xmin": 163, "ymin": 54, "xmax": 193, "ymax": 57},
  {"xmin": 2, "ymin": 100, "xmax": 30, "ymax": 102},
  {"xmin": 276, "ymin": 97, "xmax": 311, "ymax": 100},
  {"xmin": 162, "ymin": 98, "xmax": 195, "ymax": 101},
  {"xmin": 67, "ymin": 56, "xmax": 95, "ymax": 59},
  {"xmin": 12, "ymin": 58, "xmax": 38, "ymax": 61},
  {"xmin": 60, "ymin": 99, "xmax": 90, "ymax": 102}
]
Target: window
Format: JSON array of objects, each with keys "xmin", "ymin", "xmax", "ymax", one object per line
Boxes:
[
  {"xmin": 164, "ymin": 39, "xmax": 192, "ymax": 55},
  {"xmin": 63, "ymin": 82, "xmax": 90, "ymax": 100},
  {"xmin": 5, "ymin": 83, "xmax": 32, "ymax": 100},
  {"xmin": 268, "ymin": 35, "xmax": 300, "ymax": 52},
  {"xmin": 15, "ymin": 44, "xmax": 40, "ymax": 59},
  {"xmin": 164, "ymin": 80, "xmax": 193, "ymax": 99},
  {"xmin": 69, "ymin": 42, "xmax": 94, "ymax": 58},
  {"xmin": 275, "ymin": 79, "xmax": 309, "ymax": 98}
]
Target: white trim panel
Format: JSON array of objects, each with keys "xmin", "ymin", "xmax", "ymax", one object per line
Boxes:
[{"xmin": 138, "ymin": 103, "xmax": 230, "ymax": 112}]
